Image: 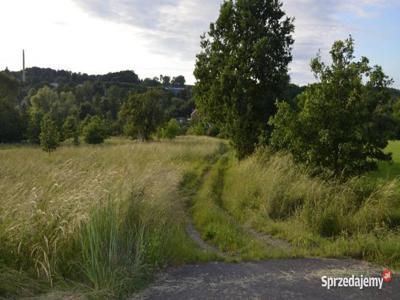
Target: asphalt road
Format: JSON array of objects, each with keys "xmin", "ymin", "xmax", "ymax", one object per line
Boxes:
[{"xmin": 132, "ymin": 258, "xmax": 399, "ymax": 300}]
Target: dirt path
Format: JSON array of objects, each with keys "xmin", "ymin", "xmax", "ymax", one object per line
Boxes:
[
  {"xmin": 156, "ymin": 159, "xmax": 399, "ymax": 299},
  {"xmin": 185, "ymin": 219, "xmax": 229, "ymax": 258},
  {"xmin": 132, "ymin": 258, "xmax": 399, "ymax": 299}
]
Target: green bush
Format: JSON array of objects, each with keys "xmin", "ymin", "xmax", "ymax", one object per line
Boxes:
[
  {"xmin": 123, "ymin": 123, "xmax": 136, "ymax": 140},
  {"xmin": 83, "ymin": 116, "xmax": 106, "ymax": 144},
  {"xmin": 39, "ymin": 114, "xmax": 60, "ymax": 153},
  {"xmin": 158, "ymin": 119, "xmax": 181, "ymax": 139}
]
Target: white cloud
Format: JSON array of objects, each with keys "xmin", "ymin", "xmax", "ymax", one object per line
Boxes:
[{"xmin": 0, "ymin": 0, "xmax": 397, "ymax": 85}]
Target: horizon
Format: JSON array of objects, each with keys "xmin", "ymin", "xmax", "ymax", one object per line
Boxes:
[{"xmin": 1, "ymin": 0, "xmax": 399, "ymax": 88}]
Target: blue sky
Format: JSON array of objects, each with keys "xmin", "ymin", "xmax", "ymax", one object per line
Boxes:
[
  {"xmin": 0, "ymin": 0, "xmax": 399, "ymax": 88},
  {"xmin": 336, "ymin": 1, "xmax": 400, "ymax": 88}
]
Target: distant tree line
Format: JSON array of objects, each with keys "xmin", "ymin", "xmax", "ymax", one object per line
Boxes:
[{"xmin": 0, "ymin": 68, "xmax": 195, "ymax": 146}]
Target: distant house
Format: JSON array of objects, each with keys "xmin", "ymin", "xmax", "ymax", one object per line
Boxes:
[{"xmin": 165, "ymin": 87, "xmax": 185, "ymax": 97}]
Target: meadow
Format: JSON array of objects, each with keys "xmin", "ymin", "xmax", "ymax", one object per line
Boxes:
[
  {"xmin": 2, "ymin": 137, "xmax": 400, "ymax": 298},
  {"xmin": 0, "ymin": 136, "xmax": 222, "ymax": 298},
  {"xmin": 192, "ymin": 141, "xmax": 400, "ymax": 269}
]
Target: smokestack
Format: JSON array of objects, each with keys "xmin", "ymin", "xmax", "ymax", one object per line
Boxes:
[{"xmin": 22, "ymin": 49, "xmax": 26, "ymax": 83}]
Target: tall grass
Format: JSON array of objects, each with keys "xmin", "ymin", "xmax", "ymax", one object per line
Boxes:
[
  {"xmin": 222, "ymin": 147, "xmax": 400, "ymax": 268},
  {"xmin": 0, "ymin": 136, "xmax": 222, "ymax": 298},
  {"xmin": 191, "ymin": 154, "xmax": 274, "ymax": 259}
]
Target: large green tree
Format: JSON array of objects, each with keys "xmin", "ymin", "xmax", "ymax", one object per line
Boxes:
[
  {"xmin": 270, "ymin": 37, "xmax": 394, "ymax": 177},
  {"xmin": 0, "ymin": 72, "xmax": 24, "ymax": 143},
  {"xmin": 119, "ymin": 89, "xmax": 165, "ymax": 140},
  {"xmin": 194, "ymin": 0, "xmax": 294, "ymax": 158}
]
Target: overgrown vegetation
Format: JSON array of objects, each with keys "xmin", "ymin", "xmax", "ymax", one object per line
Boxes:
[
  {"xmin": 1, "ymin": 0, "xmax": 400, "ymax": 298},
  {"xmin": 0, "ymin": 136, "xmax": 222, "ymax": 298},
  {"xmin": 221, "ymin": 146, "xmax": 400, "ymax": 268},
  {"xmin": 270, "ymin": 37, "xmax": 394, "ymax": 177},
  {"xmin": 191, "ymin": 154, "xmax": 269, "ymax": 258}
]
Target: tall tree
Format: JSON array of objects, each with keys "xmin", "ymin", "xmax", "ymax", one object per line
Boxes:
[
  {"xmin": 194, "ymin": 0, "xmax": 294, "ymax": 158},
  {"xmin": 27, "ymin": 86, "xmax": 59, "ymax": 143},
  {"xmin": 160, "ymin": 75, "xmax": 171, "ymax": 87},
  {"xmin": 171, "ymin": 75, "xmax": 186, "ymax": 87},
  {"xmin": 119, "ymin": 89, "xmax": 165, "ymax": 140},
  {"xmin": 270, "ymin": 37, "xmax": 394, "ymax": 177},
  {"xmin": 40, "ymin": 114, "xmax": 60, "ymax": 154}
]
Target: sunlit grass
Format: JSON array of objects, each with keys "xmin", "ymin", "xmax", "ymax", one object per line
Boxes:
[
  {"xmin": 221, "ymin": 147, "xmax": 400, "ymax": 269},
  {"xmin": 0, "ymin": 136, "xmax": 222, "ymax": 298},
  {"xmin": 370, "ymin": 140, "xmax": 400, "ymax": 181}
]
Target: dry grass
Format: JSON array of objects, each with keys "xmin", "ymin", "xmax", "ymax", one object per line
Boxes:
[{"xmin": 0, "ymin": 136, "xmax": 221, "ymax": 297}]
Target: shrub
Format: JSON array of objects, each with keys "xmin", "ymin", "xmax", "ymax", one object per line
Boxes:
[
  {"xmin": 123, "ymin": 123, "xmax": 137, "ymax": 140},
  {"xmin": 159, "ymin": 119, "xmax": 181, "ymax": 139},
  {"xmin": 39, "ymin": 114, "xmax": 60, "ymax": 153},
  {"xmin": 83, "ymin": 116, "xmax": 106, "ymax": 144}
]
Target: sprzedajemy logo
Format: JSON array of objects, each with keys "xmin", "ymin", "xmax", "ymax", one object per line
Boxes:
[{"xmin": 321, "ymin": 269, "xmax": 393, "ymax": 290}]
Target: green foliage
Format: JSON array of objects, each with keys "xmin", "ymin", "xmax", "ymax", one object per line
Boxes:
[
  {"xmin": 0, "ymin": 72, "xmax": 24, "ymax": 143},
  {"xmin": 0, "ymin": 137, "xmax": 222, "ymax": 297},
  {"xmin": 192, "ymin": 155, "xmax": 270, "ymax": 258},
  {"xmin": 222, "ymin": 146, "xmax": 400, "ymax": 266},
  {"xmin": 39, "ymin": 114, "xmax": 60, "ymax": 153},
  {"xmin": 28, "ymin": 86, "xmax": 77, "ymax": 143},
  {"xmin": 80, "ymin": 197, "xmax": 145, "ymax": 295},
  {"xmin": 391, "ymin": 97, "xmax": 400, "ymax": 138},
  {"xmin": 63, "ymin": 115, "xmax": 80, "ymax": 145},
  {"xmin": 119, "ymin": 89, "xmax": 165, "ymax": 140},
  {"xmin": 171, "ymin": 75, "xmax": 186, "ymax": 87},
  {"xmin": 83, "ymin": 116, "xmax": 107, "ymax": 144},
  {"xmin": 194, "ymin": 0, "xmax": 294, "ymax": 158},
  {"xmin": 158, "ymin": 119, "xmax": 181, "ymax": 139},
  {"xmin": 1, "ymin": 67, "xmax": 194, "ymax": 145},
  {"xmin": 270, "ymin": 37, "xmax": 394, "ymax": 177}
]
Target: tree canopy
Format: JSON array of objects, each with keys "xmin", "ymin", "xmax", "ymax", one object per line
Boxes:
[
  {"xmin": 270, "ymin": 37, "xmax": 394, "ymax": 177},
  {"xmin": 119, "ymin": 89, "xmax": 166, "ymax": 140},
  {"xmin": 0, "ymin": 72, "xmax": 24, "ymax": 143},
  {"xmin": 194, "ymin": 0, "xmax": 294, "ymax": 158}
]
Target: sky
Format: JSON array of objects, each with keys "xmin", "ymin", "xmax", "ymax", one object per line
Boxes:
[{"xmin": 0, "ymin": 0, "xmax": 399, "ymax": 88}]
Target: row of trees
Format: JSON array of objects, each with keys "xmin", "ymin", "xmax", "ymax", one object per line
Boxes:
[
  {"xmin": 0, "ymin": 70, "xmax": 194, "ymax": 147},
  {"xmin": 33, "ymin": 89, "xmax": 185, "ymax": 154},
  {"xmin": 5, "ymin": 67, "xmax": 187, "ymax": 90},
  {"xmin": 194, "ymin": 0, "xmax": 399, "ymax": 177}
]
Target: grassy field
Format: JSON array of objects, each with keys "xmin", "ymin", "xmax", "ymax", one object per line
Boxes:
[
  {"xmin": 370, "ymin": 141, "xmax": 400, "ymax": 181},
  {"xmin": 0, "ymin": 136, "xmax": 222, "ymax": 298},
  {"xmin": 214, "ymin": 143, "xmax": 400, "ymax": 269},
  {"xmin": 2, "ymin": 137, "xmax": 400, "ymax": 298}
]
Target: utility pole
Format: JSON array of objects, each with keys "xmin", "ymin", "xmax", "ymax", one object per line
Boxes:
[{"xmin": 22, "ymin": 49, "xmax": 26, "ymax": 83}]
